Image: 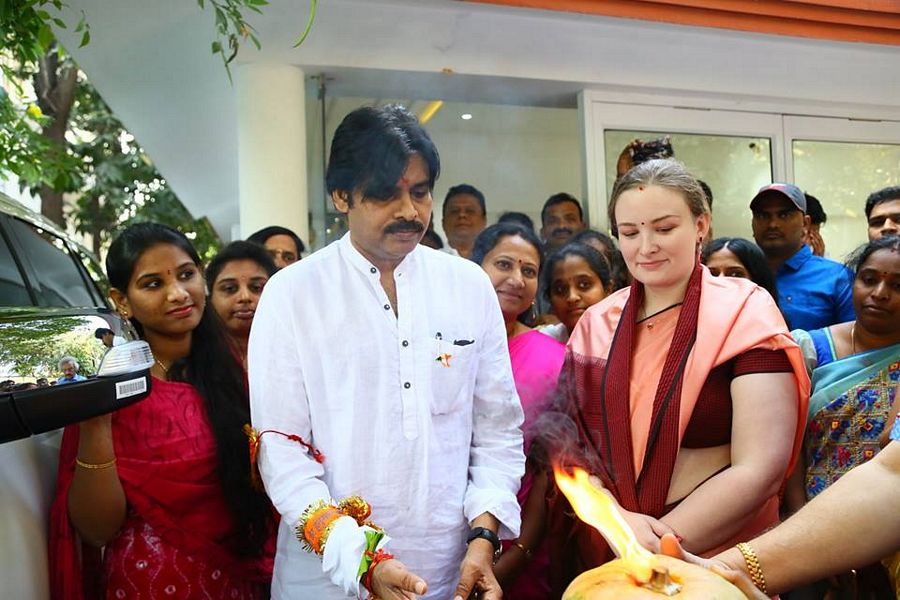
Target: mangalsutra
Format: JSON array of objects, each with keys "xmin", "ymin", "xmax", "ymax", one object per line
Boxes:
[
  {"xmin": 155, "ymin": 358, "xmax": 170, "ymax": 374},
  {"xmin": 850, "ymin": 322, "xmax": 857, "ymax": 355}
]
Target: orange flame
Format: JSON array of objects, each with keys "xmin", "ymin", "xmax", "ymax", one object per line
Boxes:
[{"xmin": 554, "ymin": 466, "xmax": 656, "ymax": 583}]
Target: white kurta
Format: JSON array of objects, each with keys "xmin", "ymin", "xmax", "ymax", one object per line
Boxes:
[{"xmin": 248, "ymin": 234, "xmax": 525, "ymax": 599}]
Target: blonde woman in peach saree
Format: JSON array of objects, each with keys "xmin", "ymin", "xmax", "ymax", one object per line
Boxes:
[{"xmin": 548, "ymin": 161, "xmax": 809, "ymax": 596}]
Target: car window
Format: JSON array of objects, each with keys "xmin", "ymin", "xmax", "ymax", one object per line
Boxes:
[
  {"xmin": 75, "ymin": 248, "xmax": 109, "ymax": 304},
  {"xmin": 0, "ymin": 229, "xmax": 31, "ymax": 306},
  {"xmin": 5, "ymin": 218, "xmax": 96, "ymax": 308}
]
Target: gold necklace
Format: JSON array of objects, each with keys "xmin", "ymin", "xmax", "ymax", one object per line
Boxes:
[
  {"xmin": 155, "ymin": 358, "xmax": 170, "ymax": 374},
  {"xmin": 850, "ymin": 322, "xmax": 857, "ymax": 355},
  {"xmin": 638, "ymin": 302, "xmax": 683, "ymax": 330}
]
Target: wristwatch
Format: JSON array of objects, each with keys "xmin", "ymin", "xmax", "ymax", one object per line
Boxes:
[{"xmin": 466, "ymin": 526, "xmax": 501, "ymax": 558}]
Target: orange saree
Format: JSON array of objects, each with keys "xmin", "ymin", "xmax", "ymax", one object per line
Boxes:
[{"xmin": 548, "ymin": 264, "xmax": 809, "ymax": 594}]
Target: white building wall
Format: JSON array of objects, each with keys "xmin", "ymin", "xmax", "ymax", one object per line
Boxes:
[{"xmin": 49, "ymin": 0, "xmax": 900, "ymax": 240}]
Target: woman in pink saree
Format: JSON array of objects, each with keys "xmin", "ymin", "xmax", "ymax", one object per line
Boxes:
[
  {"xmin": 471, "ymin": 222, "xmax": 565, "ymax": 600},
  {"xmin": 548, "ymin": 160, "xmax": 809, "ymax": 597},
  {"xmin": 49, "ymin": 223, "xmax": 275, "ymax": 599}
]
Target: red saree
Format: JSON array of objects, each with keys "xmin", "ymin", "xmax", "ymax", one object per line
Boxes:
[
  {"xmin": 548, "ymin": 265, "xmax": 809, "ymax": 594},
  {"xmin": 49, "ymin": 378, "xmax": 273, "ymax": 599}
]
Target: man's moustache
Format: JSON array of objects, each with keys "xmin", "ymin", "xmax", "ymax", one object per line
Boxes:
[{"xmin": 385, "ymin": 221, "xmax": 425, "ymax": 234}]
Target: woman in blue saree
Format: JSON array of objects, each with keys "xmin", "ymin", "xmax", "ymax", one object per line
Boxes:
[{"xmin": 788, "ymin": 235, "xmax": 900, "ymax": 598}]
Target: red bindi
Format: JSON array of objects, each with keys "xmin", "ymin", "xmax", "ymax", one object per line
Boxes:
[{"xmin": 638, "ymin": 186, "xmax": 645, "ymax": 191}]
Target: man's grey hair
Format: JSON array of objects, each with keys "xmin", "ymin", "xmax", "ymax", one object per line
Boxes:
[{"xmin": 58, "ymin": 356, "xmax": 80, "ymax": 370}]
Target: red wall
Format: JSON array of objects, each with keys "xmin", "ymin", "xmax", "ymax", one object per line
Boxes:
[{"xmin": 466, "ymin": 0, "xmax": 900, "ymax": 45}]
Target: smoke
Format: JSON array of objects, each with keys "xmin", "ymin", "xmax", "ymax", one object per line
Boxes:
[{"xmin": 527, "ymin": 364, "xmax": 606, "ymax": 480}]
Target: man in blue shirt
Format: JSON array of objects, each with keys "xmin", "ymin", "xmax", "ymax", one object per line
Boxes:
[
  {"xmin": 56, "ymin": 356, "xmax": 86, "ymax": 385},
  {"xmin": 750, "ymin": 183, "xmax": 854, "ymax": 331}
]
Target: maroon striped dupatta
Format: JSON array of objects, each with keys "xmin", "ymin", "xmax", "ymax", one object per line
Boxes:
[{"xmin": 546, "ymin": 265, "xmax": 809, "ymax": 596}]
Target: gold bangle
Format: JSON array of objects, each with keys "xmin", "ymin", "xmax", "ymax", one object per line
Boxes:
[
  {"xmin": 75, "ymin": 457, "xmax": 117, "ymax": 470},
  {"xmin": 736, "ymin": 542, "xmax": 768, "ymax": 595},
  {"xmin": 513, "ymin": 541, "xmax": 533, "ymax": 559}
]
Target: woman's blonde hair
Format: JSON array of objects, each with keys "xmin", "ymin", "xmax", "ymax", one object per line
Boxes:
[{"xmin": 608, "ymin": 159, "xmax": 710, "ymax": 234}]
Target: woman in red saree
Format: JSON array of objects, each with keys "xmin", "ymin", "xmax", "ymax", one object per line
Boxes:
[
  {"xmin": 49, "ymin": 223, "xmax": 275, "ymax": 599},
  {"xmin": 548, "ymin": 160, "xmax": 809, "ymax": 595}
]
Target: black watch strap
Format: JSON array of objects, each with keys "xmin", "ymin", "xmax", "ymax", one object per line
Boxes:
[{"xmin": 466, "ymin": 526, "xmax": 501, "ymax": 555}]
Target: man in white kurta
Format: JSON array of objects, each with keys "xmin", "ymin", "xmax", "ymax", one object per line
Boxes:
[{"xmin": 248, "ymin": 105, "xmax": 524, "ymax": 599}]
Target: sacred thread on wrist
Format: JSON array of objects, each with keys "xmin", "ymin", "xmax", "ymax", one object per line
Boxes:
[
  {"xmin": 362, "ymin": 549, "xmax": 394, "ymax": 594},
  {"xmin": 736, "ymin": 542, "xmax": 768, "ymax": 595},
  {"xmin": 75, "ymin": 457, "xmax": 117, "ymax": 470}
]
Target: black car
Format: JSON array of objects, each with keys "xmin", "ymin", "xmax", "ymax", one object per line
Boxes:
[
  {"xmin": 0, "ymin": 192, "xmax": 153, "ymax": 442},
  {"xmin": 0, "ymin": 192, "xmax": 156, "ymax": 598}
]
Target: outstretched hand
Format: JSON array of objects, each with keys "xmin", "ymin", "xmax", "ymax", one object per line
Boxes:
[
  {"xmin": 659, "ymin": 534, "xmax": 767, "ymax": 600},
  {"xmin": 621, "ymin": 509, "xmax": 674, "ymax": 554},
  {"xmin": 369, "ymin": 558, "xmax": 427, "ymax": 600},
  {"xmin": 453, "ymin": 539, "xmax": 501, "ymax": 600}
]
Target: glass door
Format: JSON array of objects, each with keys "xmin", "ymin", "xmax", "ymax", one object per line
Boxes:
[
  {"xmin": 583, "ymin": 101, "xmax": 784, "ymax": 238},
  {"xmin": 784, "ymin": 116, "xmax": 900, "ymax": 260}
]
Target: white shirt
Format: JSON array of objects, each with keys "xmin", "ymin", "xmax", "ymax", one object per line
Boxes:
[{"xmin": 249, "ymin": 234, "xmax": 524, "ymax": 599}]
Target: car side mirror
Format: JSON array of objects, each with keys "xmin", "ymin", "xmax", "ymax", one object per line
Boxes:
[{"xmin": 0, "ymin": 341, "xmax": 154, "ymax": 444}]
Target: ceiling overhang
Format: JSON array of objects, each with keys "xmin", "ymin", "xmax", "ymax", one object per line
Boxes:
[{"xmin": 50, "ymin": 0, "xmax": 900, "ymax": 240}]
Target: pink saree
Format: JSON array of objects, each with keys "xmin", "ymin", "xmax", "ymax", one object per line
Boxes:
[
  {"xmin": 509, "ymin": 330, "xmax": 567, "ymax": 455},
  {"xmin": 49, "ymin": 378, "xmax": 273, "ymax": 599},
  {"xmin": 504, "ymin": 330, "xmax": 566, "ymax": 600}
]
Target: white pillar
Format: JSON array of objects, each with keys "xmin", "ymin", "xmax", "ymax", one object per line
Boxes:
[{"xmin": 235, "ymin": 64, "xmax": 309, "ymax": 244}]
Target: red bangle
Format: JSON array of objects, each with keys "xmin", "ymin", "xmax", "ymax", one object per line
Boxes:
[{"xmin": 362, "ymin": 549, "xmax": 395, "ymax": 593}]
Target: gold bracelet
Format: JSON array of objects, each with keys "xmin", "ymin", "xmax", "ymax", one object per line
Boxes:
[
  {"xmin": 736, "ymin": 542, "xmax": 768, "ymax": 595},
  {"xmin": 75, "ymin": 457, "xmax": 117, "ymax": 470},
  {"xmin": 513, "ymin": 541, "xmax": 533, "ymax": 559}
]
